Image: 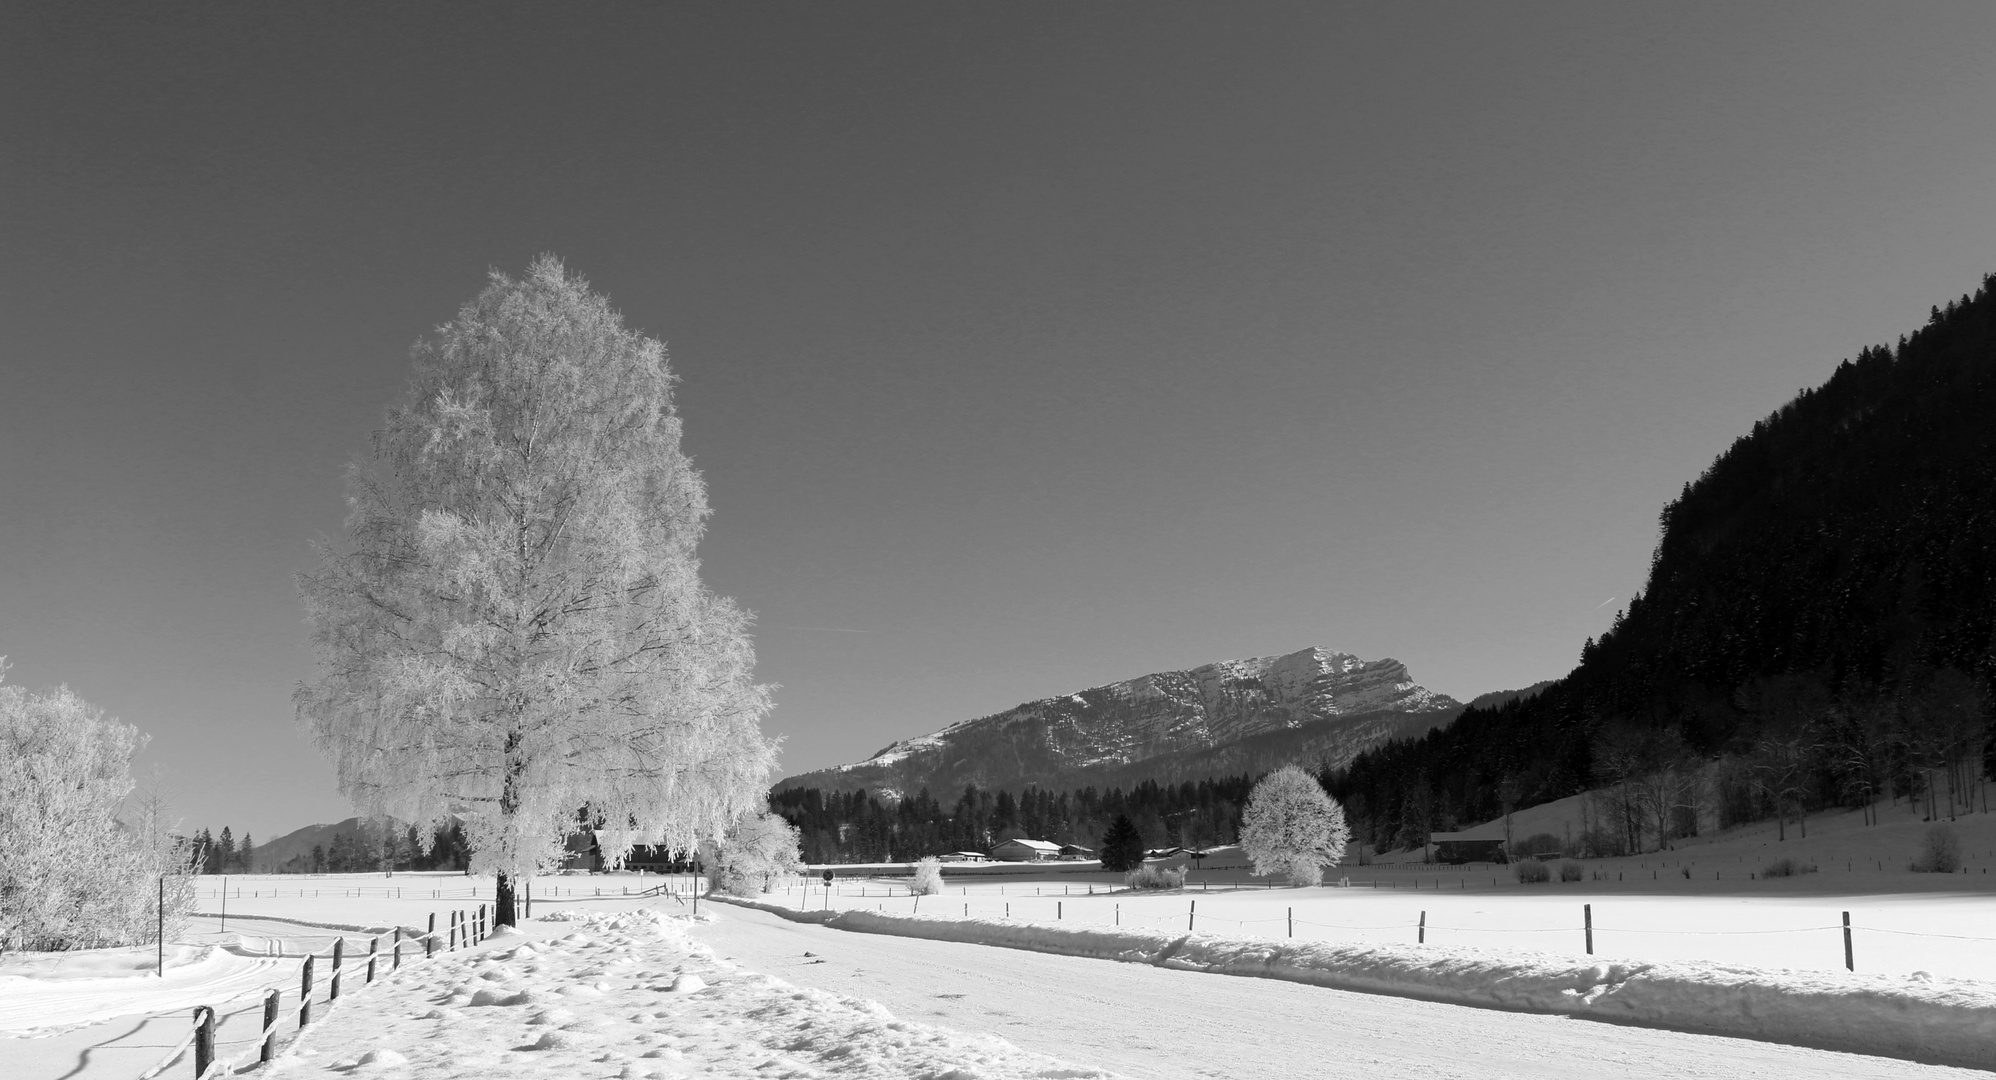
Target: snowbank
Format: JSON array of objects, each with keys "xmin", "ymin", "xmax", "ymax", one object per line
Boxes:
[
  {"xmin": 715, "ymin": 896, "xmax": 1996, "ymax": 1069},
  {"xmin": 264, "ymin": 905, "xmax": 1128, "ymax": 1079}
]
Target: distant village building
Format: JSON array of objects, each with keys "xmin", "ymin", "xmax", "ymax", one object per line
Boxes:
[
  {"xmin": 1429, "ymin": 830, "xmax": 1508, "ymax": 864},
  {"xmin": 940, "ymin": 851, "xmax": 990, "ymax": 862},
  {"xmin": 1057, "ymin": 844, "xmax": 1095, "ymax": 861},
  {"xmin": 989, "ymin": 838, "xmax": 1062, "ymax": 862}
]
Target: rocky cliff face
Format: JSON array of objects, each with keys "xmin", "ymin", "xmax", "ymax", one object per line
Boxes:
[{"xmin": 775, "ymin": 647, "xmax": 1462, "ymax": 798}]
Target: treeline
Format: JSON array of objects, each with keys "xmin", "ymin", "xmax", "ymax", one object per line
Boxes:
[
  {"xmin": 769, "ymin": 776, "xmax": 1257, "ymax": 864},
  {"xmin": 191, "ymin": 827, "xmax": 254, "ymax": 874},
  {"xmin": 1335, "ymin": 274, "xmax": 1996, "ymax": 854},
  {"xmin": 194, "ymin": 820, "xmax": 472, "ymax": 874}
]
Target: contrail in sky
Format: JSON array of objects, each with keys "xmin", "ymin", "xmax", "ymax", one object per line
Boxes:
[
  {"xmin": 777, "ymin": 626, "xmax": 871, "ymax": 633},
  {"xmin": 1595, "ymin": 596, "xmax": 1618, "ymax": 609}
]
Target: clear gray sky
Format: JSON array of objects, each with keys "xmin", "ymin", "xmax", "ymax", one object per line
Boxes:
[{"xmin": 6, "ymin": 4, "xmax": 1996, "ymax": 842}]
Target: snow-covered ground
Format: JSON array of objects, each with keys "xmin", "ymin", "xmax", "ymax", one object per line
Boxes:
[
  {"xmin": 699, "ymin": 902, "xmax": 1993, "ymax": 1080},
  {"xmin": 263, "ymin": 908, "xmax": 1125, "ymax": 1079},
  {"xmin": 10, "ymin": 870, "xmax": 1996, "ymax": 1078},
  {"xmin": 2, "ymin": 880, "xmax": 1123, "ymax": 1080}
]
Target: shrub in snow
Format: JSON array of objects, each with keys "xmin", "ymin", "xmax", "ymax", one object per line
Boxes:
[
  {"xmin": 1099, "ymin": 814, "xmax": 1146, "ymax": 873},
  {"xmin": 1762, "ymin": 857, "xmax": 1817, "ymax": 878},
  {"xmin": 1239, "ymin": 764, "xmax": 1351, "ymax": 886},
  {"xmin": 910, "ymin": 856, "xmax": 944, "ymax": 895},
  {"xmin": 1513, "ymin": 858, "xmax": 1550, "ymax": 883},
  {"xmin": 1124, "ymin": 862, "xmax": 1186, "ymax": 890},
  {"xmin": 1558, "ymin": 861, "xmax": 1583, "ymax": 882},
  {"xmin": 710, "ymin": 810, "xmax": 804, "ymax": 896},
  {"xmin": 0, "ymin": 672, "xmax": 195, "ymax": 951},
  {"xmin": 1912, "ymin": 824, "xmax": 1962, "ymax": 873}
]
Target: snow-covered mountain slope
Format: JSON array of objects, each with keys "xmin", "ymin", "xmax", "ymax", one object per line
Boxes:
[{"xmin": 776, "ymin": 646, "xmax": 1463, "ymax": 798}]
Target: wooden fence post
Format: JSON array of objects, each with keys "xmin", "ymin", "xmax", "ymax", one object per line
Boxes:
[
  {"xmin": 367, "ymin": 936, "xmax": 378, "ymax": 983},
  {"xmin": 425, "ymin": 914, "xmax": 435, "ymax": 959},
  {"xmin": 1288, "ymin": 907, "xmax": 1293, "ymax": 938},
  {"xmin": 1584, "ymin": 904, "xmax": 1594, "ymax": 955},
  {"xmin": 1188, "ymin": 900, "xmax": 1195, "ymax": 932},
  {"xmin": 1843, "ymin": 911, "xmax": 1854, "ymax": 971},
  {"xmin": 392, "ymin": 927, "xmax": 402, "ymax": 970},
  {"xmin": 1419, "ymin": 910, "xmax": 1426, "ymax": 944},
  {"xmin": 330, "ymin": 938, "xmax": 343, "ymax": 1002},
  {"xmin": 299, "ymin": 955, "xmax": 315, "ymax": 1028},
  {"xmin": 260, "ymin": 989, "xmax": 279, "ymax": 1063},
  {"xmin": 193, "ymin": 1006, "xmax": 215, "ymax": 1078}
]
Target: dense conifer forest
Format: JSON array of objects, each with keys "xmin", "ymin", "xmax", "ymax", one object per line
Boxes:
[
  {"xmin": 1334, "ymin": 274, "xmax": 1996, "ymax": 855},
  {"xmin": 769, "ymin": 777, "xmax": 1256, "ymax": 864}
]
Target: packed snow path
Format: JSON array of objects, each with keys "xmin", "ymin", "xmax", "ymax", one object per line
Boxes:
[{"xmin": 696, "ymin": 904, "xmax": 1991, "ymax": 1080}]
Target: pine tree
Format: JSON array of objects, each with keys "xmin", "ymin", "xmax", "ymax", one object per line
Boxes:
[
  {"xmin": 217, "ymin": 827, "xmax": 235, "ymax": 873},
  {"xmin": 238, "ymin": 834, "xmax": 254, "ymax": 874},
  {"xmin": 296, "ymin": 257, "xmax": 776, "ymax": 926},
  {"xmin": 1099, "ymin": 814, "xmax": 1146, "ymax": 872}
]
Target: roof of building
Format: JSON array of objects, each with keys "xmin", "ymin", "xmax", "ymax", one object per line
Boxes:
[{"xmin": 991, "ymin": 838, "xmax": 1062, "ymax": 852}]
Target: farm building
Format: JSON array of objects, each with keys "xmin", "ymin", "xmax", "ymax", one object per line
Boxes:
[
  {"xmin": 989, "ymin": 838, "xmax": 1062, "ymax": 862},
  {"xmin": 1429, "ymin": 830, "xmax": 1508, "ymax": 863}
]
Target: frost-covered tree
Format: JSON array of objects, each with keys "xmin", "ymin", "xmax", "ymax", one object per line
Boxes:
[
  {"xmin": 0, "ymin": 668, "xmax": 195, "ymax": 951},
  {"xmin": 708, "ymin": 810, "xmax": 803, "ymax": 896},
  {"xmin": 1239, "ymin": 765, "xmax": 1351, "ymax": 886},
  {"xmin": 909, "ymin": 855, "xmax": 944, "ymax": 895},
  {"xmin": 296, "ymin": 257, "xmax": 777, "ymax": 926}
]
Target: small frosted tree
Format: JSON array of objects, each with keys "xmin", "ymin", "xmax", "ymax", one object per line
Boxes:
[
  {"xmin": 709, "ymin": 810, "xmax": 804, "ymax": 896},
  {"xmin": 1239, "ymin": 764, "xmax": 1351, "ymax": 886},
  {"xmin": 910, "ymin": 855, "xmax": 944, "ymax": 895},
  {"xmin": 296, "ymin": 257, "xmax": 777, "ymax": 926},
  {"xmin": 0, "ymin": 668, "xmax": 195, "ymax": 951}
]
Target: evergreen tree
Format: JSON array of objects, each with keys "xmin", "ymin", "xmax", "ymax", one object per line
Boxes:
[
  {"xmin": 238, "ymin": 834, "xmax": 254, "ymax": 874},
  {"xmin": 1099, "ymin": 814, "xmax": 1146, "ymax": 872},
  {"xmin": 296, "ymin": 257, "xmax": 776, "ymax": 926},
  {"xmin": 217, "ymin": 827, "xmax": 235, "ymax": 873}
]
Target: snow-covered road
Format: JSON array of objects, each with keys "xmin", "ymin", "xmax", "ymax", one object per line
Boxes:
[{"xmin": 694, "ymin": 904, "xmax": 1989, "ymax": 1080}]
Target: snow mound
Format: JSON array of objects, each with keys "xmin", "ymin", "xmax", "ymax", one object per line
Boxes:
[{"xmin": 270, "ymin": 904, "xmax": 1122, "ymax": 1079}]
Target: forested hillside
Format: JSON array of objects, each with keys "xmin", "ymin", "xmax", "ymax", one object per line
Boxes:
[{"xmin": 1335, "ymin": 274, "xmax": 1996, "ymax": 854}]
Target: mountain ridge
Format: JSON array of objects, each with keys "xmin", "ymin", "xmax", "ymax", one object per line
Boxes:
[{"xmin": 777, "ymin": 646, "xmax": 1464, "ymax": 799}]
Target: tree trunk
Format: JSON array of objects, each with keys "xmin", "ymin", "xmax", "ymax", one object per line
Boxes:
[{"xmin": 495, "ymin": 870, "xmax": 516, "ymax": 928}]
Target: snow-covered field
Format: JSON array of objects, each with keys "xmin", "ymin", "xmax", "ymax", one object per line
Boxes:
[
  {"xmin": 763, "ymin": 874, "xmax": 1996, "ymax": 981},
  {"xmin": 9, "ymin": 868, "xmax": 1996, "ymax": 1078}
]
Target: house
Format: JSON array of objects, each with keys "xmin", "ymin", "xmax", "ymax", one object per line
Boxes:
[
  {"xmin": 1057, "ymin": 844, "xmax": 1095, "ymax": 861},
  {"xmin": 1429, "ymin": 830, "xmax": 1508, "ymax": 864},
  {"xmin": 560, "ymin": 832, "xmax": 602, "ymax": 872},
  {"xmin": 939, "ymin": 851, "xmax": 989, "ymax": 863},
  {"xmin": 989, "ymin": 838, "xmax": 1062, "ymax": 862}
]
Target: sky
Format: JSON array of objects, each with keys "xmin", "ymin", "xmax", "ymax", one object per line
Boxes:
[{"xmin": 6, "ymin": 3, "xmax": 1996, "ymax": 843}]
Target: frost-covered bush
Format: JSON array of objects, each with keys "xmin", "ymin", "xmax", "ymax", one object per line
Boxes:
[
  {"xmin": 1557, "ymin": 861, "xmax": 1583, "ymax": 882},
  {"xmin": 1239, "ymin": 765, "xmax": 1350, "ymax": 886},
  {"xmin": 1912, "ymin": 824, "xmax": 1962, "ymax": 873},
  {"xmin": 1513, "ymin": 858, "xmax": 1550, "ymax": 884},
  {"xmin": 1124, "ymin": 862, "xmax": 1186, "ymax": 890},
  {"xmin": 1762, "ymin": 857, "xmax": 1817, "ymax": 878},
  {"xmin": 910, "ymin": 856, "xmax": 944, "ymax": 896},
  {"xmin": 0, "ymin": 674, "xmax": 195, "ymax": 951},
  {"xmin": 710, "ymin": 810, "xmax": 804, "ymax": 897}
]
